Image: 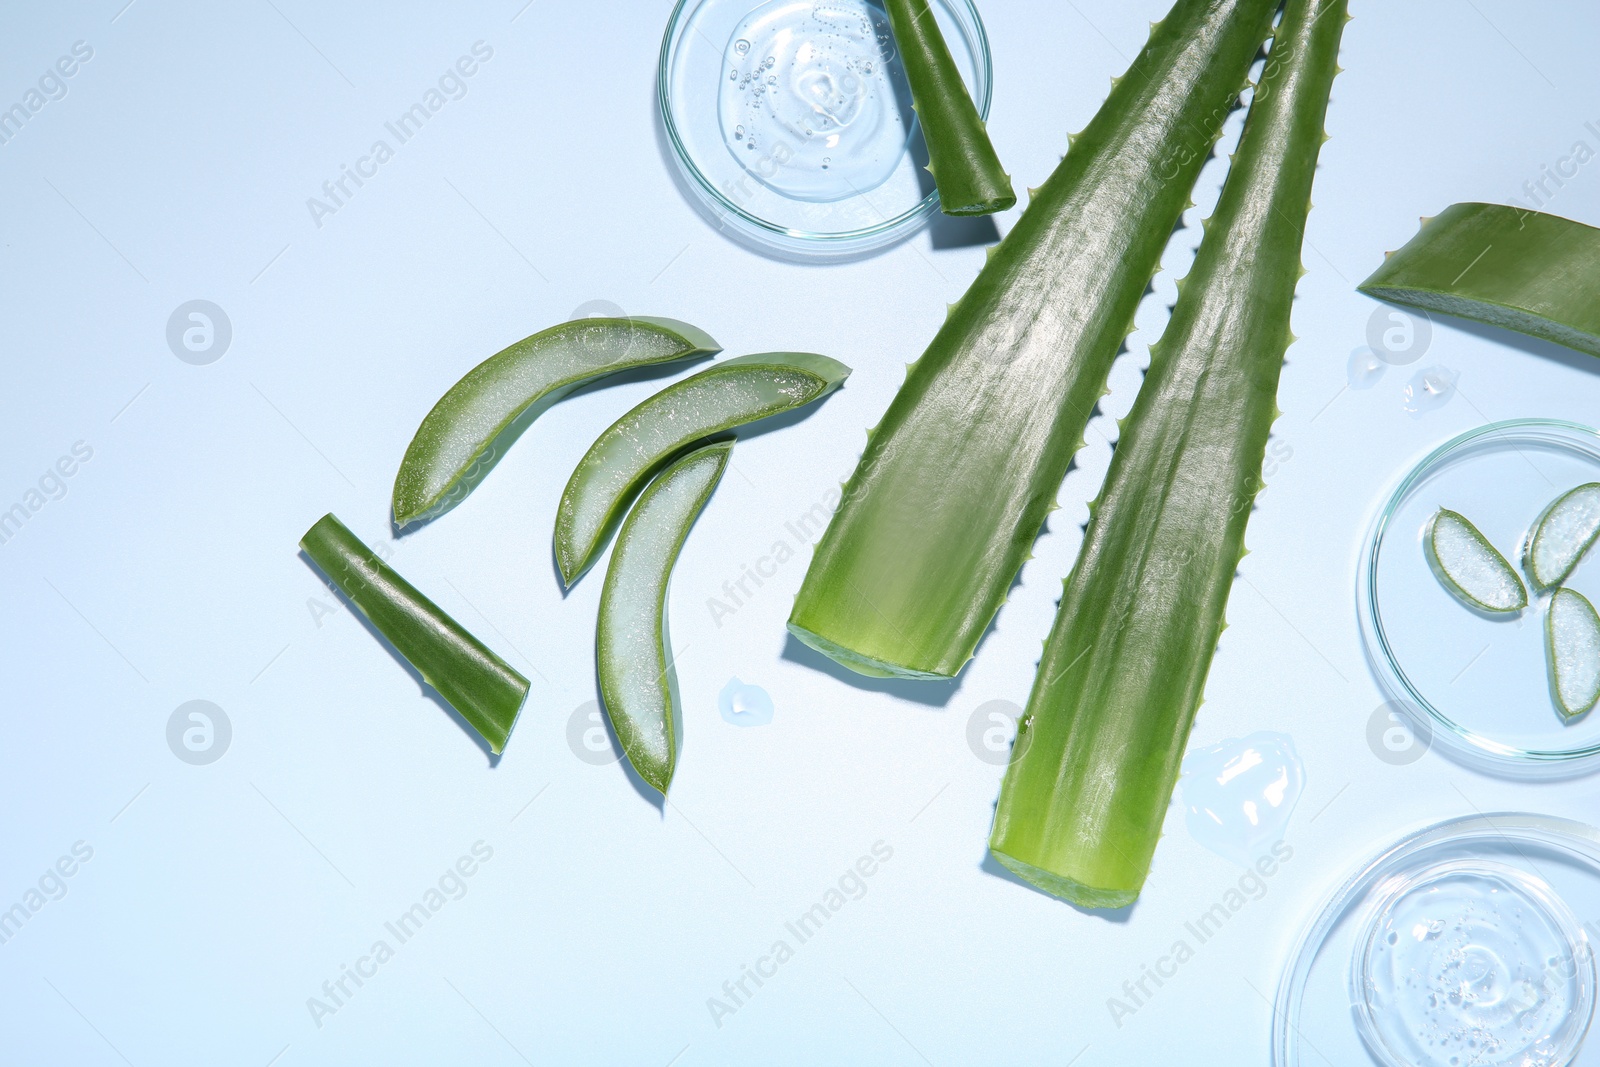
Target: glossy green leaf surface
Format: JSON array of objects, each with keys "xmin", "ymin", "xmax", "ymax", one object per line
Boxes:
[
  {"xmin": 1360, "ymin": 203, "xmax": 1600, "ymax": 359},
  {"xmin": 300, "ymin": 513, "xmax": 530, "ymax": 754},
  {"xmin": 789, "ymin": 0, "xmax": 1279, "ymax": 679},
  {"xmin": 990, "ymin": 0, "xmax": 1346, "ymax": 908},
  {"xmin": 596, "ymin": 441, "xmax": 731, "ymax": 794},
  {"xmin": 884, "ymin": 0, "xmax": 1014, "ymax": 216},
  {"xmin": 555, "ymin": 352, "xmax": 849, "ymax": 586},
  {"xmin": 392, "ymin": 317, "xmax": 719, "ymax": 527}
]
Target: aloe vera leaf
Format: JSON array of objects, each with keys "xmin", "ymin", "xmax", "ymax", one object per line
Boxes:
[
  {"xmin": 597, "ymin": 441, "xmax": 731, "ymax": 793},
  {"xmin": 300, "ymin": 514, "xmax": 529, "ymax": 753},
  {"xmin": 1547, "ymin": 588, "xmax": 1600, "ymax": 719},
  {"xmin": 1428, "ymin": 509, "xmax": 1527, "ymax": 613},
  {"xmin": 1359, "ymin": 203, "xmax": 1600, "ymax": 359},
  {"xmin": 883, "ymin": 0, "xmax": 1014, "ymax": 216},
  {"xmin": 1526, "ymin": 483, "xmax": 1600, "ymax": 590},
  {"xmin": 392, "ymin": 317, "xmax": 720, "ymax": 527},
  {"xmin": 989, "ymin": 0, "xmax": 1346, "ymax": 908},
  {"xmin": 787, "ymin": 0, "xmax": 1280, "ymax": 680},
  {"xmin": 555, "ymin": 352, "xmax": 849, "ymax": 586}
]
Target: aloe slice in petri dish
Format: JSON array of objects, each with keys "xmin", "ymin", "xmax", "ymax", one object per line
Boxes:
[
  {"xmin": 1525, "ymin": 482, "xmax": 1600, "ymax": 591},
  {"xmin": 1547, "ymin": 588, "xmax": 1600, "ymax": 720},
  {"xmin": 1427, "ymin": 508, "xmax": 1526, "ymax": 613}
]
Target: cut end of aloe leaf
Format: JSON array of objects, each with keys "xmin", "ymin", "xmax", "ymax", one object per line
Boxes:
[
  {"xmin": 1526, "ymin": 483, "xmax": 1600, "ymax": 590},
  {"xmin": 1548, "ymin": 588, "xmax": 1600, "ymax": 720},
  {"xmin": 1428, "ymin": 508, "xmax": 1527, "ymax": 613},
  {"xmin": 785, "ymin": 620, "xmax": 945, "ymax": 679},
  {"xmin": 989, "ymin": 848, "xmax": 1138, "ymax": 910}
]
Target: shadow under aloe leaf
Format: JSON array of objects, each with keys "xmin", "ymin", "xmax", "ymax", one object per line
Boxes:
[
  {"xmin": 779, "ymin": 633, "xmax": 962, "ymax": 707},
  {"xmin": 1435, "ymin": 315, "xmax": 1600, "ymax": 378},
  {"xmin": 298, "ymin": 551, "xmax": 503, "ymax": 767}
]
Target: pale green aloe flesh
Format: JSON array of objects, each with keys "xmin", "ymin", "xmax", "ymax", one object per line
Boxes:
[
  {"xmin": 883, "ymin": 0, "xmax": 1014, "ymax": 216},
  {"xmin": 788, "ymin": 0, "xmax": 1280, "ymax": 680},
  {"xmin": 1360, "ymin": 204, "xmax": 1600, "ymax": 359},
  {"xmin": 596, "ymin": 441, "xmax": 731, "ymax": 794},
  {"xmin": 1428, "ymin": 508, "xmax": 1527, "ymax": 613},
  {"xmin": 392, "ymin": 317, "xmax": 719, "ymax": 527},
  {"xmin": 1526, "ymin": 483, "xmax": 1600, "ymax": 590},
  {"xmin": 556, "ymin": 352, "xmax": 849, "ymax": 586},
  {"xmin": 300, "ymin": 513, "xmax": 530, "ymax": 754},
  {"xmin": 989, "ymin": 0, "xmax": 1346, "ymax": 909},
  {"xmin": 1548, "ymin": 588, "xmax": 1600, "ymax": 720}
]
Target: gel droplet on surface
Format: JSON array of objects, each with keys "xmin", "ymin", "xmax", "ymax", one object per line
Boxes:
[
  {"xmin": 1179, "ymin": 731, "xmax": 1304, "ymax": 866},
  {"xmin": 718, "ymin": 0, "xmax": 911, "ymax": 203},
  {"xmin": 1349, "ymin": 345, "xmax": 1386, "ymax": 389},
  {"xmin": 718, "ymin": 678, "xmax": 774, "ymax": 727},
  {"xmin": 1353, "ymin": 859, "xmax": 1595, "ymax": 1067},
  {"xmin": 1404, "ymin": 365, "xmax": 1459, "ymax": 417}
]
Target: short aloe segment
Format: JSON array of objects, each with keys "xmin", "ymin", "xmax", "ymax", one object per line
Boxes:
[
  {"xmin": 556, "ymin": 352, "xmax": 849, "ymax": 586},
  {"xmin": 1428, "ymin": 509, "xmax": 1527, "ymax": 613},
  {"xmin": 597, "ymin": 441, "xmax": 731, "ymax": 794},
  {"xmin": 883, "ymin": 0, "xmax": 1013, "ymax": 216},
  {"xmin": 300, "ymin": 514, "xmax": 529, "ymax": 753},
  {"xmin": 789, "ymin": 0, "xmax": 1280, "ymax": 680},
  {"xmin": 1526, "ymin": 483, "xmax": 1600, "ymax": 590},
  {"xmin": 392, "ymin": 317, "xmax": 719, "ymax": 527},
  {"xmin": 1360, "ymin": 204, "xmax": 1600, "ymax": 359},
  {"xmin": 1548, "ymin": 588, "xmax": 1600, "ymax": 719},
  {"xmin": 990, "ymin": 0, "xmax": 1346, "ymax": 908}
]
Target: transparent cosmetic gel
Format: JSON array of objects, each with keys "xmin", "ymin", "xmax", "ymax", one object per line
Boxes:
[{"xmin": 1352, "ymin": 859, "xmax": 1595, "ymax": 1067}]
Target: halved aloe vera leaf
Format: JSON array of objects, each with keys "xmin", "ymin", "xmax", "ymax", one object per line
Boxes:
[
  {"xmin": 1548, "ymin": 588, "xmax": 1600, "ymax": 720},
  {"xmin": 597, "ymin": 441, "xmax": 731, "ymax": 794},
  {"xmin": 884, "ymin": 0, "xmax": 1014, "ymax": 216},
  {"xmin": 392, "ymin": 317, "xmax": 719, "ymax": 527},
  {"xmin": 1360, "ymin": 204, "xmax": 1600, "ymax": 359},
  {"xmin": 788, "ymin": 0, "xmax": 1280, "ymax": 680},
  {"xmin": 1428, "ymin": 508, "xmax": 1527, "ymax": 613},
  {"xmin": 1526, "ymin": 483, "xmax": 1600, "ymax": 590},
  {"xmin": 300, "ymin": 514, "xmax": 529, "ymax": 754},
  {"xmin": 555, "ymin": 352, "xmax": 849, "ymax": 586},
  {"xmin": 988, "ymin": 0, "xmax": 1345, "ymax": 909}
]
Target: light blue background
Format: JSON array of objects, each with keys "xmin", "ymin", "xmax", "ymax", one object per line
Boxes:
[{"xmin": 4, "ymin": 1, "xmax": 1600, "ymax": 1063}]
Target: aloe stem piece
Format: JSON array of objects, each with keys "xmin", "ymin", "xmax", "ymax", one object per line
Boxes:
[
  {"xmin": 884, "ymin": 0, "xmax": 1013, "ymax": 216},
  {"xmin": 1359, "ymin": 204, "xmax": 1600, "ymax": 359},
  {"xmin": 1525, "ymin": 483, "xmax": 1600, "ymax": 591},
  {"xmin": 1428, "ymin": 509, "xmax": 1527, "ymax": 613},
  {"xmin": 989, "ymin": 0, "xmax": 1346, "ymax": 908},
  {"xmin": 1547, "ymin": 588, "xmax": 1600, "ymax": 720},
  {"xmin": 788, "ymin": 0, "xmax": 1280, "ymax": 680},
  {"xmin": 555, "ymin": 352, "xmax": 850, "ymax": 586},
  {"xmin": 300, "ymin": 513, "xmax": 529, "ymax": 754},
  {"xmin": 392, "ymin": 317, "xmax": 720, "ymax": 528},
  {"xmin": 597, "ymin": 441, "xmax": 731, "ymax": 794}
]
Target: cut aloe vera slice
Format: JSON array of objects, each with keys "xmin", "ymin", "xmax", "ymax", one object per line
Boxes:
[
  {"xmin": 555, "ymin": 352, "xmax": 849, "ymax": 586},
  {"xmin": 1526, "ymin": 483, "xmax": 1600, "ymax": 590},
  {"xmin": 597, "ymin": 441, "xmax": 731, "ymax": 794},
  {"xmin": 300, "ymin": 514, "xmax": 529, "ymax": 753},
  {"xmin": 392, "ymin": 317, "xmax": 719, "ymax": 527},
  {"xmin": 1547, "ymin": 588, "xmax": 1600, "ymax": 719},
  {"xmin": 1428, "ymin": 508, "xmax": 1527, "ymax": 613},
  {"xmin": 1360, "ymin": 204, "xmax": 1600, "ymax": 359}
]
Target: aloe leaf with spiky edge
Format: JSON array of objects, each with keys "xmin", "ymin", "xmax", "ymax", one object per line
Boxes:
[
  {"xmin": 300, "ymin": 513, "xmax": 530, "ymax": 754},
  {"xmin": 989, "ymin": 0, "xmax": 1347, "ymax": 908},
  {"xmin": 884, "ymin": 0, "xmax": 1013, "ymax": 216},
  {"xmin": 1360, "ymin": 204, "xmax": 1600, "ymax": 359},
  {"xmin": 597, "ymin": 441, "xmax": 731, "ymax": 794},
  {"xmin": 788, "ymin": 0, "xmax": 1280, "ymax": 680}
]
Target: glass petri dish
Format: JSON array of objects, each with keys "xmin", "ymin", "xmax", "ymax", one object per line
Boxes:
[
  {"xmin": 1358, "ymin": 419, "xmax": 1600, "ymax": 775},
  {"xmin": 1273, "ymin": 813, "xmax": 1600, "ymax": 1067},
  {"xmin": 657, "ymin": 0, "xmax": 993, "ymax": 259}
]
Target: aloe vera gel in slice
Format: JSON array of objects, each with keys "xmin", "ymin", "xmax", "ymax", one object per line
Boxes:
[
  {"xmin": 1526, "ymin": 483, "xmax": 1600, "ymax": 590},
  {"xmin": 1427, "ymin": 509, "xmax": 1527, "ymax": 613},
  {"xmin": 1547, "ymin": 588, "xmax": 1600, "ymax": 720}
]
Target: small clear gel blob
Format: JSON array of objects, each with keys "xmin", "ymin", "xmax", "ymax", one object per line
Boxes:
[{"xmin": 1179, "ymin": 731, "xmax": 1305, "ymax": 866}]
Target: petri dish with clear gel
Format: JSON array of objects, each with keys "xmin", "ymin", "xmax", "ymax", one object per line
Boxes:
[
  {"xmin": 1358, "ymin": 419, "xmax": 1600, "ymax": 776},
  {"xmin": 658, "ymin": 0, "xmax": 993, "ymax": 258},
  {"xmin": 1273, "ymin": 813, "xmax": 1600, "ymax": 1067}
]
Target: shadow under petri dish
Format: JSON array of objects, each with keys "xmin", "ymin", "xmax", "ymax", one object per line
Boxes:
[{"xmin": 718, "ymin": 0, "xmax": 912, "ymax": 203}]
